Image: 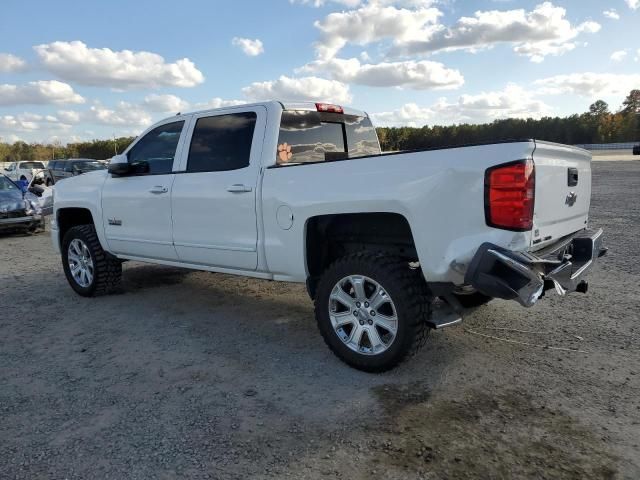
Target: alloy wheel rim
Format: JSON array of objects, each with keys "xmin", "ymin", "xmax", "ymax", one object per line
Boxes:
[
  {"xmin": 328, "ymin": 275, "xmax": 398, "ymax": 355},
  {"xmin": 68, "ymin": 238, "xmax": 94, "ymax": 288}
]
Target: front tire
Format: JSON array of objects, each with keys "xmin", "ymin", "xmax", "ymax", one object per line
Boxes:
[
  {"xmin": 314, "ymin": 253, "xmax": 430, "ymax": 372},
  {"xmin": 62, "ymin": 224, "xmax": 122, "ymax": 297}
]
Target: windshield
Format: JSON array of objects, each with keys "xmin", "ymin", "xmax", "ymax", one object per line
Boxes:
[
  {"xmin": 19, "ymin": 161, "xmax": 45, "ymax": 169},
  {"xmin": 0, "ymin": 176, "xmax": 19, "ymax": 191},
  {"xmin": 277, "ymin": 111, "xmax": 380, "ymax": 165},
  {"xmin": 74, "ymin": 160, "xmax": 107, "ymax": 171}
]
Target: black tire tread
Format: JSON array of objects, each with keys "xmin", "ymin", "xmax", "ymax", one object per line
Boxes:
[
  {"xmin": 63, "ymin": 224, "xmax": 121, "ymax": 296},
  {"xmin": 314, "ymin": 252, "xmax": 430, "ymax": 372}
]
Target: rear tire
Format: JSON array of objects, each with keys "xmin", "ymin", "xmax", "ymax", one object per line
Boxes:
[
  {"xmin": 62, "ymin": 224, "xmax": 122, "ymax": 297},
  {"xmin": 314, "ymin": 253, "xmax": 430, "ymax": 372}
]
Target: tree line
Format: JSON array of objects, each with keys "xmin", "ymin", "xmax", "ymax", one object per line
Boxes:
[
  {"xmin": 0, "ymin": 90, "xmax": 638, "ymax": 162},
  {"xmin": 0, "ymin": 136, "xmax": 135, "ymax": 163},
  {"xmin": 377, "ymin": 90, "xmax": 640, "ymax": 151}
]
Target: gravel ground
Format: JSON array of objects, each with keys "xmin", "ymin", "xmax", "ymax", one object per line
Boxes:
[{"xmin": 1, "ymin": 161, "xmax": 639, "ymax": 479}]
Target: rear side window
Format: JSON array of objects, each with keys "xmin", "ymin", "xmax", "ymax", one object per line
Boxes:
[
  {"xmin": 277, "ymin": 111, "xmax": 380, "ymax": 165},
  {"xmin": 128, "ymin": 121, "xmax": 184, "ymax": 174},
  {"xmin": 186, "ymin": 112, "xmax": 257, "ymax": 173}
]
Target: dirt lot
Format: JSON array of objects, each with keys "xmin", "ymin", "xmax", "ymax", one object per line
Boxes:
[{"xmin": 1, "ymin": 162, "xmax": 639, "ymax": 479}]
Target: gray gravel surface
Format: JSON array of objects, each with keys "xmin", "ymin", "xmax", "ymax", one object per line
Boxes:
[{"xmin": 1, "ymin": 161, "xmax": 639, "ymax": 479}]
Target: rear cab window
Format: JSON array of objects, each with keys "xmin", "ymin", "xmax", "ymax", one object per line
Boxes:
[
  {"xmin": 276, "ymin": 110, "xmax": 380, "ymax": 166},
  {"xmin": 19, "ymin": 161, "xmax": 46, "ymax": 169}
]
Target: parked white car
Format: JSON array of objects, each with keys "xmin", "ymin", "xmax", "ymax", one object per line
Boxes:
[
  {"xmin": 51, "ymin": 101, "xmax": 606, "ymax": 371},
  {"xmin": 4, "ymin": 161, "xmax": 46, "ymax": 182}
]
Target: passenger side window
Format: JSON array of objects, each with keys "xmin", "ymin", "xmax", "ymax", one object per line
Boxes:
[
  {"xmin": 128, "ymin": 121, "xmax": 185, "ymax": 174},
  {"xmin": 186, "ymin": 112, "xmax": 257, "ymax": 173}
]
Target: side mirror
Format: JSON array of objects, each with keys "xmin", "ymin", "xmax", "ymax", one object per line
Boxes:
[
  {"xmin": 108, "ymin": 154, "xmax": 131, "ymax": 176},
  {"xmin": 108, "ymin": 154, "xmax": 150, "ymax": 176}
]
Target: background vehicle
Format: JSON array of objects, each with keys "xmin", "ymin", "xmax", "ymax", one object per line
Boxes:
[
  {"xmin": 26, "ymin": 170, "xmax": 55, "ymax": 217},
  {"xmin": 4, "ymin": 161, "xmax": 46, "ymax": 182},
  {"xmin": 51, "ymin": 101, "xmax": 606, "ymax": 372},
  {"xmin": 0, "ymin": 173, "xmax": 44, "ymax": 233},
  {"xmin": 49, "ymin": 159, "xmax": 107, "ymax": 183},
  {"xmin": 633, "ymin": 145, "xmax": 640, "ymax": 155}
]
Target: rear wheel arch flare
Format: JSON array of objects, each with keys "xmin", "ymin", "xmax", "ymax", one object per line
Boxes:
[{"xmin": 304, "ymin": 212, "xmax": 419, "ymax": 292}]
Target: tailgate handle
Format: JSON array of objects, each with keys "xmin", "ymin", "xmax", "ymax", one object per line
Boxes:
[{"xmin": 568, "ymin": 168, "xmax": 578, "ymax": 187}]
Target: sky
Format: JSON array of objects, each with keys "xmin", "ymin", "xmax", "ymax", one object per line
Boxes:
[{"xmin": 0, "ymin": 0, "xmax": 639, "ymax": 144}]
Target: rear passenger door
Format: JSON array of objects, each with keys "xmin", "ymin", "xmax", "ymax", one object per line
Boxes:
[{"xmin": 171, "ymin": 107, "xmax": 266, "ymax": 270}]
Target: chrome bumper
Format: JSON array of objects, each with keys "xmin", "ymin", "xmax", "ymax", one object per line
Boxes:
[{"xmin": 464, "ymin": 228, "xmax": 607, "ymax": 307}]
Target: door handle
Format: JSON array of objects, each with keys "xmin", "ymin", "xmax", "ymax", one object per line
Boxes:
[
  {"xmin": 227, "ymin": 184, "xmax": 253, "ymax": 193},
  {"xmin": 149, "ymin": 186, "xmax": 168, "ymax": 194}
]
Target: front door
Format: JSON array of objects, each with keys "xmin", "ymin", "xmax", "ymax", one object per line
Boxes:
[
  {"xmin": 101, "ymin": 119, "xmax": 189, "ymax": 261},
  {"xmin": 171, "ymin": 107, "xmax": 265, "ymax": 270}
]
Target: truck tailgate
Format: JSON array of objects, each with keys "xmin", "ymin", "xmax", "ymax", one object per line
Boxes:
[{"xmin": 531, "ymin": 140, "xmax": 591, "ymax": 249}]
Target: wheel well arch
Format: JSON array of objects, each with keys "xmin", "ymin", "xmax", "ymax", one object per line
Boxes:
[
  {"xmin": 57, "ymin": 208, "xmax": 95, "ymax": 246},
  {"xmin": 304, "ymin": 212, "xmax": 418, "ymax": 296}
]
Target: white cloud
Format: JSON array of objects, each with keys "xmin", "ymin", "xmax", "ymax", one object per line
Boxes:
[
  {"xmin": 0, "ymin": 53, "xmax": 27, "ymax": 73},
  {"xmin": 242, "ymin": 75, "xmax": 352, "ymax": 103},
  {"xmin": 291, "ymin": 0, "xmax": 435, "ymax": 6},
  {"xmin": 232, "ymin": 37, "xmax": 265, "ymax": 56},
  {"xmin": 300, "ymin": 57, "xmax": 463, "ymax": 89},
  {"xmin": 290, "ymin": 0, "xmax": 361, "ymax": 7},
  {"xmin": 603, "ymin": 9, "xmax": 620, "ymax": 20},
  {"xmin": 193, "ymin": 98, "xmax": 247, "ymax": 110},
  {"xmin": 626, "ymin": 0, "xmax": 639, "ymax": 10},
  {"xmin": 314, "ymin": 3, "xmax": 442, "ymax": 59},
  {"xmin": 87, "ymin": 101, "xmax": 153, "ymax": 127},
  {"xmin": 534, "ymin": 72, "xmax": 640, "ymax": 97},
  {"xmin": 0, "ymin": 80, "xmax": 84, "ymax": 106},
  {"xmin": 34, "ymin": 41, "xmax": 204, "ymax": 89},
  {"xmin": 610, "ymin": 50, "xmax": 628, "ymax": 62},
  {"xmin": 56, "ymin": 110, "xmax": 82, "ymax": 124},
  {"xmin": 372, "ymin": 84, "xmax": 551, "ymax": 126},
  {"xmin": 390, "ymin": 2, "xmax": 601, "ymax": 63},
  {"xmin": 0, "ymin": 113, "xmax": 72, "ymax": 133},
  {"xmin": 143, "ymin": 94, "xmax": 190, "ymax": 113}
]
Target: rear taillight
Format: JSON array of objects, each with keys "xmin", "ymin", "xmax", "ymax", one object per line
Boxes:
[
  {"xmin": 485, "ymin": 159, "xmax": 535, "ymax": 231},
  {"xmin": 315, "ymin": 102, "xmax": 344, "ymax": 114}
]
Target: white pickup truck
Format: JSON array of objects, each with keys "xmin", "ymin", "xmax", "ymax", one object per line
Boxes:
[{"xmin": 51, "ymin": 101, "xmax": 606, "ymax": 371}]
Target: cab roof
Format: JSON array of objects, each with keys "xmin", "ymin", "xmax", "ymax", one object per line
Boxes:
[{"xmin": 183, "ymin": 100, "xmax": 368, "ymax": 119}]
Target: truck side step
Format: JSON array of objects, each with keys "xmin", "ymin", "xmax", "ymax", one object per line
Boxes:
[{"xmin": 426, "ymin": 296, "xmax": 463, "ymax": 329}]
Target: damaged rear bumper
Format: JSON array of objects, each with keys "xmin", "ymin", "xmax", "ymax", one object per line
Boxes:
[{"xmin": 464, "ymin": 228, "xmax": 607, "ymax": 307}]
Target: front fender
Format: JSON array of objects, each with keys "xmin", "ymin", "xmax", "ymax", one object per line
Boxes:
[{"xmin": 52, "ymin": 172, "xmax": 109, "ymax": 252}]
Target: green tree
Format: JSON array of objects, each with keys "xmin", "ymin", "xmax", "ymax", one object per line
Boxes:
[
  {"xmin": 621, "ymin": 90, "xmax": 640, "ymax": 114},
  {"xmin": 589, "ymin": 100, "xmax": 610, "ymax": 117}
]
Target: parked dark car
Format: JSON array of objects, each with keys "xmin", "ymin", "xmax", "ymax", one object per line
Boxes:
[
  {"xmin": 49, "ymin": 158, "xmax": 107, "ymax": 183},
  {"xmin": 0, "ymin": 173, "xmax": 43, "ymax": 233},
  {"xmin": 633, "ymin": 145, "xmax": 640, "ymax": 155}
]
